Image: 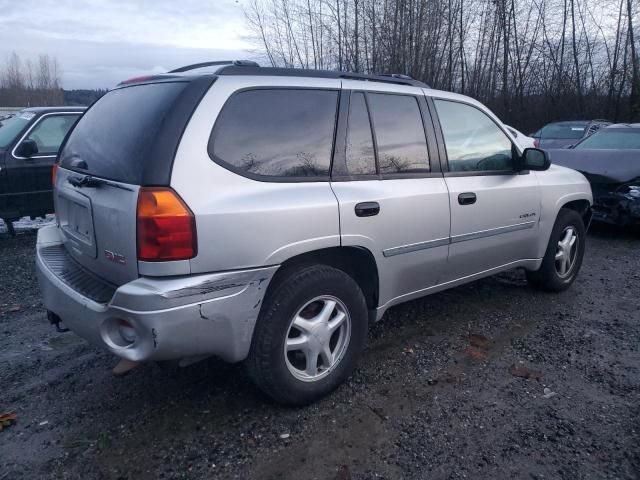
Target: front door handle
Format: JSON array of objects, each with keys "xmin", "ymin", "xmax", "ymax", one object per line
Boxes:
[
  {"xmin": 458, "ymin": 192, "xmax": 477, "ymax": 205},
  {"xmin": 355, "ymin": 201, "xmax": 380, "ymax": 217}
]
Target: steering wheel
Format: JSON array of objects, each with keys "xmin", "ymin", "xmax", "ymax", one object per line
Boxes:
[{"xmin": 476, "ymin": 154, "xmax": 510, "ymax": 171}]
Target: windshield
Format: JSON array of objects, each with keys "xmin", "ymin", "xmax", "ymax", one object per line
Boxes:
[
  {"xmin": 0, "ymin": 112, "xmax": 33, "ymax": 149},
  {"xmin": 540, "ymin": 123, "xmax": 586, "ymax": 140},
  {"xmin": 575, "ymin": 129, "xmax": 640, "ymax": 150}
]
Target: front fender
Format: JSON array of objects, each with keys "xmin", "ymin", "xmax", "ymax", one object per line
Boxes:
[{"xmin": 536, "ymin": 166, "xmax": 593, "ymax": 258}]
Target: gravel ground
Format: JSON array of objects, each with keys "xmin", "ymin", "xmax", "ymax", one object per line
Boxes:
[{"xmin": 1, "ymin": 224, "xmax": 639, "ymax": 479}]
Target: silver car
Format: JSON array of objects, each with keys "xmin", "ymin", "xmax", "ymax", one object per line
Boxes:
[{"xmin": 36, "ymin": 61, "xmax": 593, "ymax": 404}]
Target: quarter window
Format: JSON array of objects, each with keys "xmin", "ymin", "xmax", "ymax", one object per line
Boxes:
[
  {"xmin": 434, "ymin": 100, "xmax": 513, "ymax": 172},
  {"xmin": 210, "ymin": 89, "xmax": 338, "ymax": 179},
  {"xmin": 24, "ymin": 115, "xmax": 79, "ymax": 156},
  {"xmin": 345, "ymin": 92, "xmax": 376, "ymax": 175},
  {"xmin": 368, "ymin": 93, "xmax": 429, "ymax": 173}
]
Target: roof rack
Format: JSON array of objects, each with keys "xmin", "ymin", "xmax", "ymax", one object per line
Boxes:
[
  {"xmin": 166, "ymin": 61, "xmax": 430, "ymax": 88},
  {"xmin": 215, "ymin": 65, "xmax": 430, "ymax": 88},
  {"xmin": 169, "ymin": 60, "xmax": 259, "ymax": 73}
]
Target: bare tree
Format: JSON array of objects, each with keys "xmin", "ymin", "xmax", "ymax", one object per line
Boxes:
[
  {"xmin": 244, "ymin": 0, "xmax": 640, "ymax": 128},
  {"xmin": 0, "ymin": 52, "xmax": 63, "ymax": 106}
]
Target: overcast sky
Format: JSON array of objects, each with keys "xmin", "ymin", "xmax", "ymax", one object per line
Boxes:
[{"xmin": 0, "ymin": 0, "xmax": 253, "ymax": 89}]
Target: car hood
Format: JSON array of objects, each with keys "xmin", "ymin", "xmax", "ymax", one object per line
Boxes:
[{"xmin": 547, "ymin": 148, "xmax": 640, "ymax": 184}]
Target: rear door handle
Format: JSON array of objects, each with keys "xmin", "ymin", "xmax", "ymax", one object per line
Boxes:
[
  {"xmin": 355, "ymin": 201, "xmax": 380, "ymax": 217},
  {"xmin": 458, "ymin": 192, "xmax": 477, "ymax": 205}
]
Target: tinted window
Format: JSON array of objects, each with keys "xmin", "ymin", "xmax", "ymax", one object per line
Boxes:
[
  {"xmin": 345, "ymin": 93, "xmax": 376, "ymax": 175},
  {"xmin": 60, "ymin": 82, "xmax": 187, "ymax": 184},
  {"xmin": 210, "ymin": 89, "xmax": 338, "ymax": 178},
  {"xmin": 368, "ymin": 94, "xmax": 429, "ymax": 173},
  {"xmin": 25, "ymin": 115, "xmax": 80, "ymax": 155},
  {"xmin": 575, "ymin": 129, "xmax": 640, "ymax": 150},
  {"xmin": 0, "ymin": 113, "xmax": 31, "ymax": 149},
  {"xmin": 434, "ymin": 100, "xmax": 513, "ymax": 172}
]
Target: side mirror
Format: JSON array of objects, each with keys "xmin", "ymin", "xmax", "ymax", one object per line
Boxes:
[
  {"xmin": 520, "ymin": 148, "xmax": 550, "ymax": 171},
  {"xmin": 16, "ymin": 139, "xmax": 39, "ymax": 158}
]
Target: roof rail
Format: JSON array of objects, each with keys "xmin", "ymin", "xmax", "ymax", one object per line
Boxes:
[
  {"xmin": 377, "ymin": 73, "xmax": 414, "ymax": 80},
  {"xmin": 215, "ymin": 65, "xmax": 430, "ymax": 88},
  {"xmin": 169, "ymin": 60, "xmax": 259, "ymax": 73}
]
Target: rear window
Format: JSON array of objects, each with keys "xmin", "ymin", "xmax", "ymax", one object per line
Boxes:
[
  {"xmin": 209, "ymin": 89, "xmax": 338, "ymax": 179},
  {"xmin": 540, "ymin": 123, "xmax": 587, "ymax": 140},
  {"xmin": 59, "ymin": 82, "xmax": 187, "ymax": 184}
]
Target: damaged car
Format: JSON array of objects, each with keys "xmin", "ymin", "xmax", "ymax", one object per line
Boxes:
[{"xmin": 548, "ymin": 123, "xmax": 640, "ymax": 226}]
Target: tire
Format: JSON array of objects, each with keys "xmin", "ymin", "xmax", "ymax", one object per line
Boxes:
[
  {"xmin": 246, "ymin": 264, "xmax": 368, "ymax": 405},
  {"xmin": 526, "ymin": 208, "xmax": 586, "ymax": 292}
]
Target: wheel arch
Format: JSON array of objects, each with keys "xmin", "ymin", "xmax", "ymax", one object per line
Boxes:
[
  {"xmin": 560, "ymin": 199, "xmax": 592, "ymax": 229},
  {"xmin": 267, "ymin": 246, "xmax": 379, "ymax": 321}
]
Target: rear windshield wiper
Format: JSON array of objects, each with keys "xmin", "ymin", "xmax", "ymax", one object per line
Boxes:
[{"xmin": 67, "ymin": 175, "xmax": 133, "ymax": 191}]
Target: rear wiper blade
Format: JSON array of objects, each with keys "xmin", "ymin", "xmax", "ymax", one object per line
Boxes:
[
  {"xmin": 67, "ymin": 175, "xmax": 133, "ymax": 191},
  {"xmin": 68, "ymin": 175, "xmax": 103, "ymax": 188}
]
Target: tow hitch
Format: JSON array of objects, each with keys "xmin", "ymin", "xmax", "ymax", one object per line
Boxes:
[{"xmin": 47, "ymin": 310, "xmax": 69, "ymax": 333}]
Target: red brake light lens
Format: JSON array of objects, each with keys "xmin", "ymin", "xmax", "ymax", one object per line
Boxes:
[
  {"xmin": 52, "ymin": 164, "xmax": 58, "ymax": 188},
  {"xmin": 136, "ymin": 188, "xmax": 197, "ymax": 262}
]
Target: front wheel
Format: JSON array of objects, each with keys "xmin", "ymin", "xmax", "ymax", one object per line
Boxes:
[
  {"xmin": 526, "ymin": 208, "xmax": 586, "ymax": 292},
  {"xmin": 245, "ymin": 265, "xmax": 368, "ymax": 405}
]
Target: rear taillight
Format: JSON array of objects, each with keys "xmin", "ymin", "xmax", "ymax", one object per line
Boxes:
[
  {"xmin": 533, "ymin": 139, "xmax": 540, "ymax": 148},
  {"xmin": 136, "ymin": 187, "xmax": 197, "ymax": 262},
  {"xmin": 52, "ymin": 164, "xmax": 58, "ymax": 188}
]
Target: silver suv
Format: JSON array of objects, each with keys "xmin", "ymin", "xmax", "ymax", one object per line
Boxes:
[{"xmin": 36, "ymin": 61, "xmax": 592, "ymax": 404}]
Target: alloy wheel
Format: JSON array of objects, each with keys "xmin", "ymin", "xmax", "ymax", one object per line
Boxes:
[
  {"xmin": 284, "ymin": 296, "xmax": 351, "ymax": 382},
  {"xmin": 555, "ymin": 226, "xmax": 579, "ymax": 277}
]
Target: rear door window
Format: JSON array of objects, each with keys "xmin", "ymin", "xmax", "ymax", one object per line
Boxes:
[
  {"xmin": 367, "ymin": 93, "xmax": 430, "ymax": 174},
  {"xmin": 59, "ymin": 82, "xmax": 188, "ymax": 184},
  {"xmin": 209, "ymin": 89, "xmax": 339, "ymax": 179},
  {"xmin": 345, "ymin": 92, "xmax": 376, "ymax": 175}
]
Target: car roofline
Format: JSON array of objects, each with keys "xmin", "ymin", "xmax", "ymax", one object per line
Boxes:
[{"xmin": 117, "ymin": 60, "xmax": 431, "ymax": 89}]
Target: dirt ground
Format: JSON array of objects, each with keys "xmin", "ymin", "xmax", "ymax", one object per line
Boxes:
[{"xmin": 1, "ymin": 224, "xmax": 639, "ymax": 480}]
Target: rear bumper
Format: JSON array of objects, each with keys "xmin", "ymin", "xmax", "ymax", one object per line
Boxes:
[{"xmin": 36, "ymin": 225, "xmax": 278, "ymax": 363}]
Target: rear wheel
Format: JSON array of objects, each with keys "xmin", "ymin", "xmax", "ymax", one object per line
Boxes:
[
  {"xmin": 246, "ymin": 265, "xmax": 368, "ymax": 405},
  {"xmin": 526, "ymin": 208, "xmax": 586, "ymax": 292}
]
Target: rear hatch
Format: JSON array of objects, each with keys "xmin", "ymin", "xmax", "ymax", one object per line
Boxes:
[{"xmin": 56, "ymin": 78, "xmax": 213, "ymax": 286}]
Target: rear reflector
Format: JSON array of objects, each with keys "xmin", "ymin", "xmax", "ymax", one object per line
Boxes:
[{"xmin": 136, "ymin": 187, "xmax": 197, "ymax": 262}]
